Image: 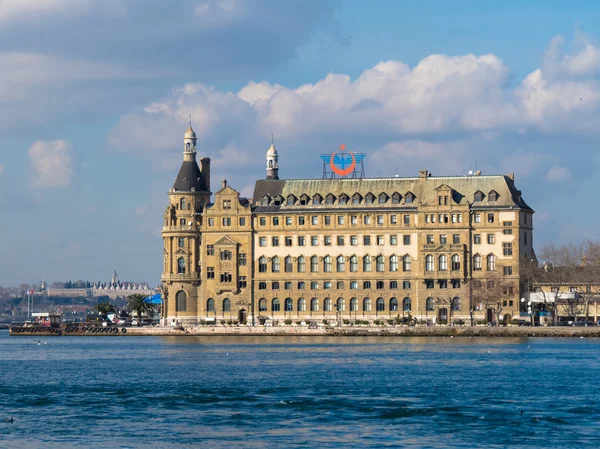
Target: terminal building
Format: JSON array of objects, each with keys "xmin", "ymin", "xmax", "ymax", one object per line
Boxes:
[{"xmin": 161, "ymin": 127, "xmax": 534, "ymax": 326}]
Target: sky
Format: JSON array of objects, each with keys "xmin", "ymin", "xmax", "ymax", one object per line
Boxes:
[{"xmin": 2, "ymin": 0, "xmax": 600, "ymax": 286}]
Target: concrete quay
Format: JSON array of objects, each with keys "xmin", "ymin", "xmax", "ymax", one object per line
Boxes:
[{"xmin": 121, "ymin": 325, "xmax": 600, "ymax": 338}]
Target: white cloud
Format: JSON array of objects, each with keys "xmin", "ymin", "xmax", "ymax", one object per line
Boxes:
[
  {"xmin": 28, "ymin": 140, "xmax": 74, "ymax": 188},
  {"xmin": 546, "ymin": 166, "xmax": 572, "ymax": 182}
]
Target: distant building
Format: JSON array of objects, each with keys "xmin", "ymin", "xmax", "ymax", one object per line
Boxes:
[
  {"xmin": 44, "ymin": 270, "xmax": 155, "ymax": 299},
  {"xmin": 161, "ymin": 127, "xmax": 535, "ymax": 326}
]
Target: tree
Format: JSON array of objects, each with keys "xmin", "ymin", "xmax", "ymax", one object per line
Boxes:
[
  {"xmin": 126, "ymin": 293, "xmax": 156, "ymax": 325},
  {"xmin": 94, "ymin": 301, "xmax": 117, "ymax": 317},
  {"xmin": 472, "ymin": 269, "xmax": 513, "ymax": 324}
]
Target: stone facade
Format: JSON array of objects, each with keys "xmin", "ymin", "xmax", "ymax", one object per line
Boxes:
[{"xmin": 161, "ymin": 129, "xmax": 534, "ymax": 326}]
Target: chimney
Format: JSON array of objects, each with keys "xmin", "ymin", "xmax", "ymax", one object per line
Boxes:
[
  {"xmin": 200, "ymin": 157, "xmax": 211, "ymax": 192},
  {"xmin": 507, "ymin": 173, "xmax": 515, "ymax": 182},
  {"xmin": 419, "ymin": 169, "xmax": 430, "ymax": 179}
]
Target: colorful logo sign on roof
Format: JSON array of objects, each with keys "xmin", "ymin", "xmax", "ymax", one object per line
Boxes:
[{"xmin": 320, "ymin": 145, "xmax": 366, "ymax": 178}]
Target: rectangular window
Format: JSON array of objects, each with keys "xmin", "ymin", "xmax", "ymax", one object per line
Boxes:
[
  {"xmin": 337, "ymin": 215, "xmax": 344, "ymax": 225},
  {"xmin": 206, "ymin": 267, "xmax": 215, "ymax": 279},
  {"xmin": 220, "ymin": 250, "xmax": 232, "ymax": 261},
  {"xmin": 439, "ymin": 280, "xmax": 447, "ymax": 289},
  {"xmin": 311, "ymin": 236, "xmax": 319, "ymax": 246},
  {"xmin": 426, "ymin": 214, "xmax": 431, "ymax": 224},
  {"xmin": 364, "ymin": 215, "xmax": 371, "ymax": 225},
  {"xmin": 364, "ymin": 235, "xmax": 371, "ymax": 245},
  {"xmin": 239, "ymin": 217, "xmax": 246, "ymax": 226},
  {"xmin": 452, "ymin": 279, "xmax": 461, "ymax": 289},
  {"xmin": 238, "ymin": 276, "xmax": 247, "ymax": 289},
  {"xmin": 504, "ymin": 266, "xmax": 513, "ymax": 276},
  {"xmin": 272, "ymin": 217, "xmax": 279, "ymax": 226},
  {"xmin": 391, "ymin": 215, "xmax": 397, "ymax": 224},
  {"xmin": 179, "ymin": 218, "xmax": 186, "ymax": 226},
  {"xmin": 351, "ymin": 235, "xmax": 358, "ymax": 246},
  {"xmin": 403, "ymin": 235, "xmax": 411, "ymax": 245},
  {"xmin": 503, "ymin": 221, "xmax": 512, "ymax": 227},
  {"xmin": 298, "ymin": 236, "xmax": 305, "ymax": 246},
  {"xmin": 503, "ymin": 228, "xmax": 513, "ymax": 235},
  {"xmin": 377, "ymin": 215, "xmax": 384, "ymax": 225},
  {"xmin": 488, "ymin": 213, "xmax": 494, "ymax": 223},
  {"xmin": 259, "ymin": 217, "xmax": 266, "ymax": 226},
  {"xmin": 440, "ymin": 234, "xmax": 447, "ymax": 244},
  {"xmin": 238, "ymin": 253, "xmax": 247, "ymax": 266},
  {"xmin": 351, "ymin": 215, "xmax": 358, "ymax": 225},
  {"xmin": 208, "ymin": 218, "xmax": 214, "ymax": 226},
  {"xmin": 285, "ymin": 237, "xmax": 293, "ymax": 247},
  {"xmin": 222, "ymin": 200, "xmax": 231, "ymax": 209},
  {"xmin": 177, "ymin": 237, "xmax": 185, "ymax": 248},
  {"xmin": 390, "ymin": 235, "xmax": 397, "ymax": 245},
  {"xmin": 376, "ymin": 280, "xmax": 384, "ymax": 289},
  {"xmin": 453, "ymin": 234, "xmax": 460, "ymax": 244},
  {"xmin": 259, "ymin": 237, "xmax": 266, "ymax": 247},
  {"xmin": 298, "ymin": 216, "xmax": 305, "ymax": 226},
  {"xmin": 403, "ymin": 215, "xmax": 410, "ymax": 225},
  {"xmin": 324, "ymin": 216, "xmax": 331, "ymax": 226},
  {"xmin": 426, "ymin": 280, "xmax": 434, "ymax": 289},
  {"xmin": 427, "ymin": 234, "xmax": 434, "ymax": 244},
  {"xmin": 474, "ymin": 214, "xmax": 481, "ymax": 223},
  {"xmin": 487, "ymin": 234, "xmax": 495, "ymax": 244},
  {"xmin": 206, "ymin": 245, "xmax": 214, "ymax": 255},
  {"xmin": 285, "ymin": 216, "xmax": 292, "ymax": 226},
  {"xmin": 272, "ymin": 237, "xmax": 279, "ymax": 246},
  {"xmin": 337, "ymin": 236, "xmax": 344, "ymax": 246},
  {"xmin": 377, "ymin": 235, "xmax": 384, "ymax": 245},
  {"xmin": 311, "ymin": 216, "xmax": 318, "ymax": 225},
  {"xmin": 324, "ymin": 236, "xmax": 331, "ymax": 246},
  {"xmin": 503, "ymin": 242, "xmax": 513, "ymax": 256},
  {"xmin": 403, "ymin": 281, "xmax": 411, "ymax": 290},
  {"xmin": 474, "ymin": 234, "xmax": 481, "ymax": 245},
  {"xmin": 222, "ymin": 217, "xmax": 231, "ymax": 226}
]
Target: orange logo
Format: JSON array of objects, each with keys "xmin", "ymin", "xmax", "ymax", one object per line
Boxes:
[{"xmin": 330, "ymin": 144, "xmax": 357, "ymax": 176}]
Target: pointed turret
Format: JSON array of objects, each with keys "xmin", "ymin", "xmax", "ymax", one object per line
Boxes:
[{"xmin": 266, "ymin": 138, "xmax": 279, "ymax": 180}]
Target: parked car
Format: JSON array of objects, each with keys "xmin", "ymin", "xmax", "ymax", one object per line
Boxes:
[{"xmin": 574, "ymin": 320, "xmax": 595, "ymax": 327}]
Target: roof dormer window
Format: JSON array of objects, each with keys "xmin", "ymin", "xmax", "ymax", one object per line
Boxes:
[
  {"xmin": 312, "ymin": 194, "xmax": 323, "ymax": 206},
  {"xmin": 391, "ymin": 192, "xmax": 401, "ymax": 204},
  {"xmin": 286, "ymin": 195, "xmax": 296, "ymax": 206},
  {"xmin": 299, "ymin": 194, "xmax": 310, "ymax": 206},
  {"xmin": 261, "ymin": 195, "xmax": 270, "ymax": 206},
  {"xmin": 365, "ymin": 193, "xmax": 375, "ymax": 204},
  {"xmin": 378, "ymin": 193, "xmax": 388, "ymax": 204},
  {"xmin": 339, "ymin": 194, "xmax": 348, "ymax": 205},
  {"xmin": 405, "ymin": 192, "xmax": 415, "ymax": 204},
  {"xmin": 352, "ymin": 193, "xmax": 362, "ymax": 205},
  {"xmin": 488, "ymin": 190, "xmax": 499, "ymax": 202},
  {"xmin": 474, "ymin": 191, "xmax": 484, "ymax": 202},
  {"xmin": 325, "ymin": 193, "xmax": 336, "ymax": 205}
]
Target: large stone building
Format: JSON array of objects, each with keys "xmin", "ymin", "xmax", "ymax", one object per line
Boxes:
[{"xmin": 161, "ymin": 127, "xmax": 534, "ymax": 326}]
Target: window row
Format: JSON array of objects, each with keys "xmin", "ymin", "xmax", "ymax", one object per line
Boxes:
[
  {"xmin": 258, "ymin": 234, "xmax": 412, "ymax": 247},
  {"xmin": 257, "ymin": 255, "xmax": 413, "ymax": 273},
  {"xmin": 424, "ymin": 213, "xmax": 463, "ymax": 224},
  {"xmin": 260, "ymin": 191, "xmax": 416, "ymax": 207},
  {"xmin": 258, "ymin": 280, "xmax": 413, "ymax": 291},
  {"xmin": 257, "ymin": 297, "xmax": 413, "ymax": 313},
  {"xmin": 424, "ymin": 254, "xmax": 462, "ymax": 272},
  {"xmin": 207, "ymin": 216, "xmax": 247, "ymax": 227},
  {"xmin": 258, "ymin": 214, "xmax": 412, "ymax": 227}
]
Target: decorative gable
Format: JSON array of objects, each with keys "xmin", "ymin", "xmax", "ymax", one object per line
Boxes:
[{"xmin": 214, "ymin": 235, "xmax": 237, "ymax": 246}]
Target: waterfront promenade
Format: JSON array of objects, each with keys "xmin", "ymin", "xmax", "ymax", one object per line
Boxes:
[{"xmin": 121, "ymin": 325, "xmax": 600, "ymax": 338}]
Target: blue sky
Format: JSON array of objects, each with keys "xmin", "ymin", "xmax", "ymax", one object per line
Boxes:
[{"xmin": 1, "ymin": 0, "xmax": 600, "ymax": 286}]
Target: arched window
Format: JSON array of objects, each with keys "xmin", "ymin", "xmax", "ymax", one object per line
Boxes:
[
  {"xmin": 272, "ymin": 256, "xmax": 280, "ymax": 273},
  {"xmin": 376, "ymin": 297, "xmax": 385, "ymax": 312},
  {"xmin": 297, "ymin": 256, "xmax": 306, "ymax": 272},
  {"xmin": 363, "ymin": 256, "xmax": 372, "ymax": 272},
  {"xmin": 311, "ymin": 298, "xmax": 319, "ymax": 312},
  {"xmin": 285, "ymin": 298, "xmax": 293, "ymax": 312},
  {"xmin": 324, "ymin": 298, "xmax": 332, "ymax": 311},
  {"xmin": 180, "ymin": 198, "xmax": 187, "ymax": 210},
  {"xmin": 272, "ymin": 298, "xmax": 281, "ymax": 312},
  {"xmin": 426, "ymin": 297, "xmax": 435, "ymax": 311},
  {"xmin": 390, "ymin": 297, "xmax": 398, "ymax": 311},
  {"xmin": 451, "ymin": 297, "xmax": 461, "ymax": 311},
  {"xmin": 425, "ymin": 255, "xmax": 434, "ymax": 271},
  {"xmin": 259, "ymin": 256, "xmax": 267, "ymax": 273},
  {"xmin": 298, "ymin": 298, "xmax": 306, "ymax": 312},
  {"xmin": 337, "ymin": 281, "xmax": 344, "ymax": 290},
  {"xmin": 311, "ymin": 281, "xmax": 318, "ymax": 290},
  {"xmin": 324, "ymin": 256, "xmax": 332, "ymax": 272},
  {"xmin": 259, "ymin": 298, "xmax": 267, "ymax": 312},
  {"xmin": 176, "ymin": 290, "xmax": 187, "ymax": 312},
  {"xmin": 363, "ymin": 297, "xmax": 371, "ymax": 312},
  {"xmin": 376, "ymin": 256, "xmax": 385, "ymax": 272},
  {"xmin": 487, "ymin": 254, "xmax": 496, "ymax": 271},
  {"xmin": 259, "ymin": 281, "xmax": 267, "ymax": 290},
  {"xmin": 439, "ymin": 255, "xmax": 448, "ymax": 271},
  {"xmin": 350, "ymin": 255, "xmax": 358, "ymax": 272},
  {"xmin": 272, "ymin": 281, "xmax": 279, "ymax": 290},
  {"xmin": 337, "ymin": 255, "xmax": 345, "ymax": 272},
  {"xmin": 298, "ymin": 281, "xmax": 305, "ymax": 290},
  {"xmin": 207, "ymin": 298, "xmax": 215, "ymax": 313},
  {"xmin": 311, "ymin": 256, "xmax": 318, "ymax": 272},
  {"xmin": 223, "ymin": 298, "xmax": 231, "ymax": 313},
  {"xmin": 403, "ymin": 297, "xmax": 411, "ymax": 312},
  {"xmin": 337, "ymin": 297, "xmax": 345, "ymax": 311},
  {"xmin": 324, "ymin": 281, "xmax": 331, "ymax": 289},
  {"xmin": 390, "ymin": 280, "xmax": 398, "ymax": 289},
  {"xmin": 473, "ymin": 254, "xmax": 482, "ymax": 271},
  {"xmin": 403, "ymin": 255, "xmax": 412, "ymax": 272},
  {"xmin": 284, "ymin": 256, "xmax": 293, "ymax": 272},
  {"xmin": 390, "ymin": 255, "xmax": 398, "ymax": 272},
  {"xmin": 186, "ymin": 143, "xmax": 190, "ymax": 152},
  {"xmin": 177, "ymin": 257, "xmax": 186, "ymax": 274},
  {"xmin": 350, "ymin": 298, "xmax": 358, "ymax": 312},
  {"xmin": 452, "ymin": 254, "xmax": 460, "ymax": 271},
  {"xmin": 268, "ymin": 160, "xmax": 273, "ymax": 168},
  {"xmin": 363, "ymin": 280, "xmax": 371, "ymax": 289}
]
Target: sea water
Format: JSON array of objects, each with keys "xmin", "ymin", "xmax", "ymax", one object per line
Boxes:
[{"xmin": 0, "ymin": 331, "xmax": 599, "ymax": 448}]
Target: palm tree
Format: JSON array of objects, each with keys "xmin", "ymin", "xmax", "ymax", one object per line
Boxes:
[
  {"xmin": 126, "ymin": 293, "xmax": 157, "ymax": 326},
  {"xmin": 94, "ymin": 301, "xmax": 117, "ymax": 317}
]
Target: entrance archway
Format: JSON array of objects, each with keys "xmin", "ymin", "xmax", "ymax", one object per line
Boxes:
[
  {"xmin": 487, "ymin": 309, "xmax": 494, "ymax": 324},
  {"xmin": 438, "ymin": 308, "xmax": 448, "ymax": 325},
  {"xmin": 238, "ymin": 309, "xmax": 247, "ymax": 324}
]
